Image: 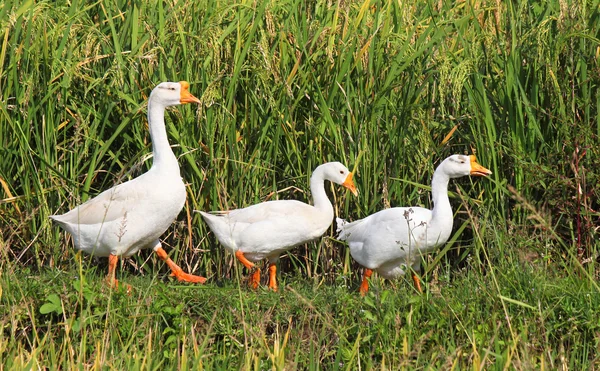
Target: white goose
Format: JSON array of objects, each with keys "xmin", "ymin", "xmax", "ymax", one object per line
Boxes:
[
  {"xmin": 50, "ymin": 81, "xmax": 206, "ymax": 287},
  {"xmin": 336, "ymin": 154, "xmax": 491, "ymax": 295},
  {"xmin": 198, "ymin": 162, "xmax": 358, "ymax": 290}
]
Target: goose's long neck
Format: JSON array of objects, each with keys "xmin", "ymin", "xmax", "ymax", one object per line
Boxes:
[
  {"xmin": 430, "ymin": 166, "xmax": 453, "ymax": 227},
  {"xmin": 148, "ymin": 99, "xmax": 179, "ymax": 173},
  {"xmin": 310, "ymin": 167, "xmax": 334, "ymax": 219}
]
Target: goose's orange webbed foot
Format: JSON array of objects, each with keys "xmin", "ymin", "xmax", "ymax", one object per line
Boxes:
[
  {"xmin": 236, "ymin": 250, "xmax": 261, "ymax": 289},
  {"xmin": 155, "ymin": 247, "xmax": 207, "ymax": 284}
]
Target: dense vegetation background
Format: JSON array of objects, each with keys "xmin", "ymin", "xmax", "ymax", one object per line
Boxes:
[{"xmin": 1, "ymin": 0, "xmax": 599, "ymax": 368}]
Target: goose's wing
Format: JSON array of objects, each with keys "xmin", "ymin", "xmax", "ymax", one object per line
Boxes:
[
  {"xmin": 340, "ymin": 207, "xmax": 432, "ymax": 245},
  {"xmin": 51, "ymin": 179, "xmax": 143, "ymax": 226},
  {"xmin": 222, "ymin": 200, "xmax": 314, "ymax": 223}
]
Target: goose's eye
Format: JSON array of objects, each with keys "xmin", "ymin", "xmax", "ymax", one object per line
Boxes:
[{"xmin": 339, "ymin": 170, "xmax": 344, "ymax": 174}]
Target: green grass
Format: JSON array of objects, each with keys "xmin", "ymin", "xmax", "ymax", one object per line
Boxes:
[
  {"xmin": 2, "ymin": 252, "xmax": 599, "ymax": 369},
  {"xmin": 1, "ymin": 0, "xmax": 600, "ymax": 368}
]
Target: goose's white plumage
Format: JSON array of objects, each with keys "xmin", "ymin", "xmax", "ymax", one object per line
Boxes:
[
  {"xmin": 50, "ymin": 81, "xmax": 206, "ymax": 287},
  {"xmin": 336, "ymin": 154, "xmax": 491, "ymax": 295},
  {"xmin": 198, "ymin": 162, "xmax": 358, "ymax": 290}
]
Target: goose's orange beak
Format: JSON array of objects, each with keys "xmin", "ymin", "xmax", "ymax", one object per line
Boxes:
[
  {"xmin": 179, "ymin": 81, "xmax": 201, "ymax": 104},
  {"xmin": 469, "ymin": 155, "xmax": 492, "ymax": 176},
  {"xmin": 342, "ymin": 172, "xmax": 358, "ymax": 196}
]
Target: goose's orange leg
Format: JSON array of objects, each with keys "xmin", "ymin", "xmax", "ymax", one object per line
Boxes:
[
  {"xmin": 235, "ymin": 250, "xmax": 260, "ymax": 289},
  {"xmin": 106, "ymin": 254, "xmax": 119, "ymax": 287},
  {"xmin": 106, "ymin": 254, "xmax": 131, "ymax": 292},
  {"xmin": 359, "ymin": 268, "xmax": 373, "ymax": 296},
  {"xmin": 412, "ymin": 272, "xmax": 423, "ymax": 293},
  {"xmin": 154, "ymin": 247, "xmax": 207, "ymax": 284},
  {"xmin": 268, "ymin": 262, "xmax": 278, "ymax": 291}
]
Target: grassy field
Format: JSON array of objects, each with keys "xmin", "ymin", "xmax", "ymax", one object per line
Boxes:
[{"xmin": 1, "ymin": 0, "xmax": 600, "ymax": 368}]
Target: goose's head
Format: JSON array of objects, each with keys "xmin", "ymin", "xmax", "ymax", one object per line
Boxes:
[
  {"xmin": 319, "ymin": 162, "xmax": 359, "ymax": 196},
  {"xmin": 441, "ymin": 154, "xmax": 492, "ymax": 178},
  {"xmin": 150, "ymin": 81, "xmax": 201, "ymax": 107}
]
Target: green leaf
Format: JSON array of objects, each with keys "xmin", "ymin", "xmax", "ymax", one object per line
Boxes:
[
  {"xmin": 39, "ymin": 294, "xmax": 62, "ymax": 315},
  {"xmin": 363, "ymin": 310, "xmax": 375, "ymax": 321}
]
